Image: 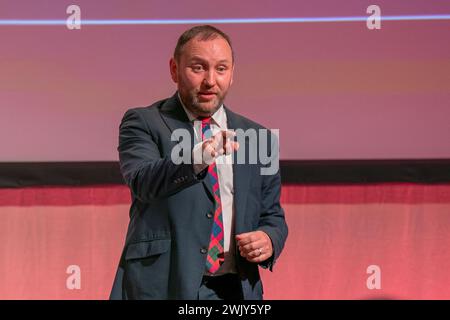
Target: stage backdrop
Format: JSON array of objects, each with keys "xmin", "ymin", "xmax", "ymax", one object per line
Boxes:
[
  {"xmin": 1, "ymin": 0, "xmax": 450, "ymax": 300},
  {"xmin": 0, "ymin": 183, "xmax": 449, "ymax": 299},
  {"xmin": 1, "ymin": 0, "xmax": 450, "ymax": 161}
]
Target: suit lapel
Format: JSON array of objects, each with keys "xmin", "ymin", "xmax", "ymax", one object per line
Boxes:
[
  {"xmin": 225, "ymin": 107, "xmax": 251, "ymax": 234},
  {"xmin": 159, "ymin": 93, "xmax": 195, "ymax": 144},
  {"xmin": 159, "ymin": 93, "xmax": 215, "ymax": 202}
]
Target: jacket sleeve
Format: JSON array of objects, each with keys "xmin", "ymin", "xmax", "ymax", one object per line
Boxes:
[
  {"xmin": 256, "ymin": 132, "xmax": 288, "ymax": 271},
  {"xmin": 118, "ymin": 108, "xmax": 206, "ymax": 202}
]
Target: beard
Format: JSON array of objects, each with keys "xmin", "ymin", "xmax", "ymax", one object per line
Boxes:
[{"xmin": 179, "ymin": 87, "xmax": 228, "ymax": 117}]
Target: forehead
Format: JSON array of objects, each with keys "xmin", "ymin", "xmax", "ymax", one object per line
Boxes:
[{"xmin": 181, "ymin": 36, "xmax": 233, "ymax": 62}]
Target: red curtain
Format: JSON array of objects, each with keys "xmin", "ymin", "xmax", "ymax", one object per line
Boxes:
[{"xmin": 1, "ymin": 183, "xmax": 449, "ymax": 299}]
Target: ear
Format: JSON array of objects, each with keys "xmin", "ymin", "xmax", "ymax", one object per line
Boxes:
[
  {"xmin": 230, "ymin": 64, "xmax": 235, "ymax": 86},
  {"xmin": 169, "ymin": 58, "xmax": 178, "ymax": 83}
]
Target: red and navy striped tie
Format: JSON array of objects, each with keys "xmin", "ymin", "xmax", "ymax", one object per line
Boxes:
[{"xmin": 200, "ymin": 117, "xmax": 224, "ymax": 273}]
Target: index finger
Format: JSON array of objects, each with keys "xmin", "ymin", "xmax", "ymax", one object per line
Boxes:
[{"xmin": 220, "ymin": 130, "xmax": 236, "ymax": 139}]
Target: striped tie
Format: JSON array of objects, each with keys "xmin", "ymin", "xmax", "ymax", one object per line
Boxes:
[{"xmin": 200, "ymin": 117, "xmax": 224, "ymax": 274}]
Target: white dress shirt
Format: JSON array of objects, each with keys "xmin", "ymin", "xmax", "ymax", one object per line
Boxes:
[{"xmin": 178, "ymin": 94, "xmax": 237, "ymax": 275}]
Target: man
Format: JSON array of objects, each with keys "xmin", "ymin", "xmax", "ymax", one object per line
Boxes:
[{"xmin": 110, "ymin": 25, "xmax": 288, "ymax": 300}]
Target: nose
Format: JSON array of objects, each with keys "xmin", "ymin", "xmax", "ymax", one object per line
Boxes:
[{"xmin": 203, "ymin": 70, "xmax": 216, "ymax": 87}]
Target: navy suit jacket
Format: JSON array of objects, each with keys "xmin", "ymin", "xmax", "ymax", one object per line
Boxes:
[{"xmin": 110, "ymin": 93, "xmax": 288, "ymax": 299}]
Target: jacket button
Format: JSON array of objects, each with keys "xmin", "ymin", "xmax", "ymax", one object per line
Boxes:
[
  {"xmin": 200, "ymin": 248, "xmax": 207, "ymax": 254},
  {"xmin": 206, "ymin": 213, "xmax": 213, "ymax": 219}
]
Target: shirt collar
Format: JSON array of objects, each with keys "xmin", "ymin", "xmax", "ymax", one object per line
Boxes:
[{"xmin": 177, "ymin": 92, "xmax": 227, "ymax": 129}]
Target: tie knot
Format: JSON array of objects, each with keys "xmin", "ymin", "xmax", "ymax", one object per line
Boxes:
[
  {"xmin": 199, "ymin": 116, "xmax": 212, "ymax": 139},
  {"xmin": 198, "ymin": 116, "xmax": 212, "ymax": 125}
]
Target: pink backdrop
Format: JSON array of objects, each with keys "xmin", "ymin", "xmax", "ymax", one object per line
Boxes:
[
  {"xmin": 1, "ymin": 183, "xmax": 449, "ymax": 299},
  {"xmin": 1, "ymin": 0, "xmax": 450, "ymax": 161},
  {"xmin": 1, "ymin": 0, "xmax": 449, "ymax": 300}
]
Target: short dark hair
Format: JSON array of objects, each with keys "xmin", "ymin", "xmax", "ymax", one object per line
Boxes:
[{"xmin": 174, "ymin": 25, "xmax": 234, "ymax": 63}]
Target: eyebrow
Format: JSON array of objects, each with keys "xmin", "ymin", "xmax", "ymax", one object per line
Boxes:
[{"xmin": 188, "ymin": 56, "xmax": 231, "ymax": 64}]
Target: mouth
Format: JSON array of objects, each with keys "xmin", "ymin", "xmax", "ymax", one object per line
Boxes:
[{"xmin": 198, "ymin": 92, "xmax": 217, "ymax": 100}]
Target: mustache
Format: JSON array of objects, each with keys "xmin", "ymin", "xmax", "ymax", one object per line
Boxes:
[{"xmin": 197, "ymin": 90, "xmax": 218, "ymax": 95}]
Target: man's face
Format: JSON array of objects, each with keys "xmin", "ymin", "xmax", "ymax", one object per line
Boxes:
[{"xmin": 170, "ymin": 36, "xmax": 234, "ymax": 117}]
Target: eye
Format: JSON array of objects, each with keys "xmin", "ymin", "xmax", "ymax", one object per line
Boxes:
[
  {"xmin": 191, "ymin": 65, "xmax": 204, "ymax": 72},
  {"xmin": 217, "ymin": 66, "xmax": 227, "ymax": 73}
]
